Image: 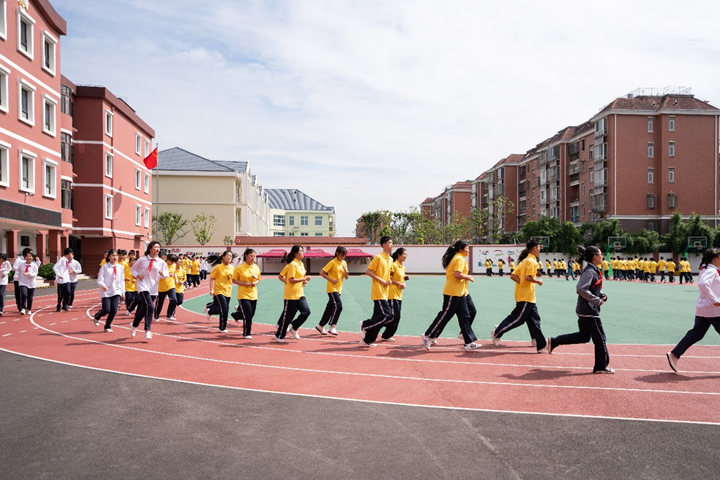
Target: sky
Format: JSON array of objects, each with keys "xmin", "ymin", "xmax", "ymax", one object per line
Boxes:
[{"xmin": 53, "ymin": 0, "xmax": 720, "ymax": 236}]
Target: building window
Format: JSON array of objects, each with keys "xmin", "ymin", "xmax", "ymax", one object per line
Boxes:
[
  {"xmin": 42, "ymin": 30, "xmax": 58, "ymax": 75},
  {"xmin": 0, "ymin": 0, "xmax": 6, "ymax": 40},
  {"xmin": 648, "ymin": 142, "xmax": 654, "ymax": 158},
  {"xmin": 235, "ymin": 209, "xmax": 241, "ymax": 233},
  {"xmin": 581, "ymin": 139, "xmax": 585, "ymax": 151},
  {"xmin": 19, "ymin": 151, "xmax": 35, "ymax": 194},
  {"xmin": 301, "ymin": 215, "xmax": 308, "ymax": 226},
  {"xmin": 135, "ymin": 133, "xmax": 142, "ymax": 155},
  {"xmin": 105, "ymin": 110, "xmax": 113, "ymax": 137},
  {"xmin": 289, "ymin": 216, "xmax": 295, "ymax": 226},
  {"xmin": 135, "ymin": 205, "xmax": 142, "ymax": 226},
  {"xmin": 61, "ymin": 133, "xmax": 73, "ymax": 164},
  {"xmin": 669, "ymin": 167, "xmax": 675, "ymax": 183},
  {"xmin": 273, "ymin": 215, "xmax": 285, "ymax": 227},
  {"xmin": 0, "ymin": 65, "xmax": 8, "ymax": 113},
  {"xmin": 18, "ymin": 79, "xmax": 36, "ymax": 125},
  {"xmin": 17, "ymin": 9, "xmax": 34, "ymax": 59},
  {"xmin": 648, "ymin": 168, "xmax": 654, "ymax": 184},
  {"xmin": 61, "ymin": 180, "xmax": 73, "ymax": 209},
  {"xmin": 60, "ymin": 84, "xmax": 73, "ymax": 116},
  {"xmin": 105, "ymin": 153, "xmax": 113, "ymax": 178},
  {"xmin": 273, "ymin": 232, "xmax": 286, "ymax": 237},
  {"xmin": 669, "ymin": 116, "xmax": 675, "ymax": 131},
  {"xmin": 144, "ymin": 173, "xmax": 150, "ymax": 194},
  {"xmin": 144, "ymin": 208, "xmax": 150, "ymax": 228},
  {"xmin": 647, "ymin": 194, "xmax": 656, "ymax": 209},
  {"xmin": 144, "ymin": 139, "xmax": 150, "ymax": 157},
  {"xmin": 669, "ymin": 141, "xmax": 675, "ymax": 158},
  {"xmin": 581, "ymin": 183, "xmax": 585, "ymax": 196},
  {"xmin": 300, "ymin": 232, "xmax": 309, "ymax": 237},
  {"xmin": 105, "ymin": 195, "xmax": 113, "ymax": 219},
  {"xmin": 42, "ymin": 159, "xmax": 57, "ymax": 198},
  {"xmin": 0, "ymin": 140, "xmax": 8, "ymax": 187},
  {"xmin": 288, "ymin": 233, "xmax": 295, "ymax": 237},
  {"xmin": 315, "ymin": 216, "xmax": 322, "ymax": 226},
  {"xmin": 315, "ymin": 233, "xmax": 323, "ymax": 237},
  {"xmin": 668, "ymin": 193, "xmax": 677, "ymax": 209},
  {"xmin": 135, "ymin": 169, "xmax": 141, "ymax": 190},
  {"xmin": 589, "ymin": 169, "xmax": 594, "ymax": 182},
  {"xmin": 648, "ymin": 117, "xmax": 654, "ymax": 132},
  {"xmin": 42, "ymin": 95, "xmax": 57, "ymax": 136}
]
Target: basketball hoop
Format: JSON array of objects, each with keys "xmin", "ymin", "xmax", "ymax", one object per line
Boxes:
[{"xmin": 614, "ymin": 242, "xmax": 622, "ymax": 252}]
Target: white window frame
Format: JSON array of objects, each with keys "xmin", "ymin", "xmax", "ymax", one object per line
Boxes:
[
  {"xmin": 144, "ymin": 139, "xmax": 151, "ymax": 157},
  {"xmin": 105, "ymin": 152, "xmax": 113, "ymax": 178},
  {"xmin": 315, "ymin": 216, "xmax": 322, "ymax": 226},
  {"xmin": 300, "ymin": 215, "xmax": 308, "ymax": 226},
  {"xmin": 42, "ymin": 94, "xmax": 57, "ymax": 136},
  {"xmin": 314, "ymin": 232, "xmax": 323, "ymax": 237},
  {"xmin": 135, "ymin": 168, "xmax": 141, "ymax": 190},
  {"xmin": 0, "ymin": 64, "xmax": 9, "ymax": 113},
  {"xmin": 144, "ymin": 208, "xmax": 150, "ymax": 228},
  {"xmin": 648, "ymin": 168, "xmax": 654, "ymax": 184},
  {"xmin": 105, "ymin": 109, "xmax": 113, "ymax": 137},
  {"xmin": 18, "ymin": 149, "xmax": 36, "ymax": 194},
  {"xmin": 648, "ymin": 142, "xmax": 654, "ymax": 159},
  {"xmin": 18, "ymin": 78, "xmax": 35, "ymax": 126},
  {"xmin": 17, "ymin": 8, "xmax": 34, "ymax": 60},
  {"xmin": 288, "ymin": 216, "xmax": 295, "ymax": 226},
  {"xmin": 0, "ymin": 0, "xmax": 7, "ymax": 40},
  {"xmin": 669, "ymin": 116, "xmax": 675, "ymax": 131},
  {"xmin": 669, "ymin": 167, "xmax": 675, "ymax": 184},
  {"xmin": 135, "ymin": 133, "xmax": 142, "ymax": 155},
  {"xmin": 300, "ymin": 232, "xmax": 309, "ymax": 237},
  {"xmin": 669, "ymin": 141, "xmax": 675, "ymax": 158},
  {"xmin": 135, "ymin": 204, "xmax": 142, "ymax": 226},
  {"xmin": 41, "ymin": 30, "xmax": 58, "ymax": 76},
  {"xmin": 42, "ymin": 158, "xmax": 57, "ymax": 199},
  {"xmin": 0, "ymin": 139, "xmax": 9, "ymax": 187},
  {"xmin": 144, "ymin": 172, "xmax": 150, "ymax": 193},
  {"xmin": 648, "ymin": 117, "xmax": 653, "ymax": 133},
  {"xmin": 105, "ymin": 194, "xmax": 113, "ymax": 220}
]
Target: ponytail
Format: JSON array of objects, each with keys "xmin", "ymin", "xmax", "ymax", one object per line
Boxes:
[
  {"xmin": 517, "ymin": 239, "xmax": 540, "ymax": 264},
  {"xmin": 392, "ymin": 247, "xmax": 407, "ymax": 262},
  {"xmin": 442, "ymin": 240, "xmax": 467, "ymax": 269},
  {"xmin": 577, "ymin": 245, "xmax": 600, "ymax": 267},
  {"xmin": 285, "ymin": 245, "xmax": 303, "ymax": 263},
  {"xmin": 700, "ymin": 248, "xmax": 720, "ymax": 270}
]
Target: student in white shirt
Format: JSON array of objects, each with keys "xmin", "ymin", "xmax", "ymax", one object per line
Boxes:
[
  {"xmin": 17, "ymin": 251, "xmax": 38, "ymax": 315},
  {"xmin": 53, "ymin": 248, "xmax": 75, "ymax": 312},
  {"xmin": 0, "ymin": 254, "xmax": 12, "ymax": 316},
  {"xmin": 13, "ymin": 248, "xmax": 33, "ymax": 313},
  {"xmin": 130, "ymin": 241, "xmax": 169, "ymax": 340},
  {"xmin": 94, "ymin": 249, "xmax": 126, "ymax": 332},
  {"xmin": 66, "ymin": 256, "xmax": 82, "ymax": 309}
]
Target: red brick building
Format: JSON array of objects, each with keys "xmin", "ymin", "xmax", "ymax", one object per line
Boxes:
[{"xmin": 0, "ymin": 1, "xmax": 154, "ymax": 268}]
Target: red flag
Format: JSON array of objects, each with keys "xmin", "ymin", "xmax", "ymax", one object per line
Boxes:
[{"xmin": 143, "ymin": 147, "xmax": 158, "ymax": 169}]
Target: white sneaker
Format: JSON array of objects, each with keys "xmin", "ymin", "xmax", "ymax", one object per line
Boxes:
[
  {"xmin": 20, "ymin": 309, "xmax": 26, "ymax": 315},
  {"xmin": 104, "ymin": 328, "xmax": 113, "ymax": 333},
  {"xmin": 130, "ymin": 325, "xmax": 137, "ymax": 337},
  {"xmin": 168, "ymin": 316, "xmax": 176, "ymax": 321},
  {"xmin": 315, "ymin": 325, "xmax": 327, "ymax": 335},
  {"xmin": 243, "ymin": 335, "xmax": 253, "ymax": 339},
  {"xmin": 328, "ymin": 326, "xmax": 338, "ymax": 336},
  {"xmin": 421, "ymin": 334, "xmax": 432, "ymax": 350},
  {"xmin": 457, "ymin": 332, "xmax": 463, "ymax": 339},
  {"xmin": 593, "ymin": 368, "xmax": 615, "ymax": 374},
  {"xmin": 531, "ymin": 338, "xmax": 537, "ymax": 347},
  {"xmin": 380, "ymin": 337, "xmax": 396, "ymax": 342},
  {"xmin": 26, "ymin": 310, "xmax": 31, "ymax": 315},
  {"xmin": 360, "ymin": 341, "xmax": 377, "ymax": 347},
  {"xmin": 145, "ymin": 330, "xmax": 152, "ymax": 340},
  {"xmin": 274, "ymin": 336, "xmax": 285, "ymax": 343},
  {"xmin": 490, "ymin": 325, "xmax": 500, "ymax": 347},
  {"xmin": 464, "ymin": 342, "xmax": 482, "ymax": 351},
  {"xmin": 94, "ymin": 318, "xmax": 100, "ymax": 327},
  {"xmin": 359, "ymin": 320, "xmax": 365, "ymax": 333},
  {"xmin": 666, "ymin": 352, "xmax": 679, "ymax": 372},
  {"xmin": 288, "ymin": 327, "xmax": 300, "ymax": 339},
  {"xmin": 126, "ymin": 310, "xmax": 132, "ymax": 316},
  {"xmin": 218, "ymin": 329, "xmax": 228, "ymax": 333}
]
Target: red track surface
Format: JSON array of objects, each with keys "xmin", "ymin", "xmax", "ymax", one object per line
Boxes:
[{"xmin": 2, "ymin": 287, "xmax": 719, "ymax": 424}]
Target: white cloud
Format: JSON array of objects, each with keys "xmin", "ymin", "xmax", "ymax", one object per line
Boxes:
[{"xmin": 55, "ymin": 0, "xmax": 720, "ymax": 235}]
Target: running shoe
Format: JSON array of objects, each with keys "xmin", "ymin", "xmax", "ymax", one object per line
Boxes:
[
  {"xmin": 328, "ymin": 326, "xmax": 338, "ymax": 336},
  {"xmin": 490, "ymin": 325, "xmax": 500, "ymax": 346},
  {"xmin": 144, "ymin": 331, "xmax": 152, "ymax": 340},
  {"xmin": 464, "ymin": 342, "xmax": 482, "ymax": 351},
  {"xmin": 104, "ymin": 328, "xmax": 113, "ymax": 333},
  {"xmin": 315, "ymin": 325, "xmax": 327, "ymax": 335},
  {"xmin": 421, "ymin": 334, "xmax": 432, "ymax": 350},
  {"xmin": 274, "ymin": 336, "xmax": 285, "ymax": 343},
  {"xmin": 380, "ymin": 337, "xmax": 396, "ymax": 342},
  {"xmin": 359, "ymin": 341, "xmax": 377, "ymax": 348},
  {"xmin": 289, "ymin": 327, "xmax": 300, "ymax": 339},
  {"xmin": 593, "ymin": 368, "xmax": 615, "ymax": 374},
  {"xmin": 666, "ymin": 352, "xmax": 679, "ymax": 372},
  {"xmin": 130, "ymin": 325, "xmax": 137, "ymax": 337},
  {"xmin": 218, "ymin": 329, "xmax": 228, "ymax": 333}
]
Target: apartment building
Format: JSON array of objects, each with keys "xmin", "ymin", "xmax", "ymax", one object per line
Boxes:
[
  {"xmin": 267, "ymin": 189, "xmax": 336, "ymax": 237},
  {"xmin": 422, "ymin": 181, "xmax": 473, "ymax": 225},
  {"xmin": 425, "ymin": 87, "xmax": 720, "ymax": 236}
]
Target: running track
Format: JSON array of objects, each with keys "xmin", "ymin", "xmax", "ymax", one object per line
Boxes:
[{"xmin": 2, "ymin": 287, "xmax": 719, "ymax": 425}]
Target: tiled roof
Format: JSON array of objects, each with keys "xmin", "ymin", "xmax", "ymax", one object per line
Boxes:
[
  {"xmin": 598, "ymin": 94, "xmax": 719, "ymax": 115},
  {"xmin": 157, "ymin": 147, "xmax": 248, "ymax": 173},
  {"xmin": 420, "ymin": 197, "xmax": 435, "ymax": 205},
  {"xmin": 266, "ymin": 189, "xmax": 334, "ymax": 212}
]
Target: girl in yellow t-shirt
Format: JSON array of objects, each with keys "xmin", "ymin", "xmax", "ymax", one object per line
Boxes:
[
  {"xmin": 207, "ymin": 251, "xmax": 235, "ymax": 333},
  {"xmin": 275, "ymin": 245, "xmax": 311, "ymax": 342},
  {"xmin": 155, "ymin": 254, "xmax": 178, "ymax": 321},
  {"xmin": 124, "ymin": 256, "xmax": 138, "ymax": 316},
  {"xmin": 381, "ymin": 247, "xmax": 408, "ymax": 342},
  {"xmin": 173, "ymin": 257, "xmax": 186, "ymax": 318},
  {"xmin": 316, "ymin": 246, "xmax": 349, "ymax": 336},
  {"xmin": 231, "ymin": 248, "xmax": 261, "ymax": 338}
]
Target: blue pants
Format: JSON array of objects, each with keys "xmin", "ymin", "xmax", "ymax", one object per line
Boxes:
[
  {"xmin": 19, "ymin": 286, "xmax": 35, "ymax": 312},
  {"xmin": 68, "ymin": 282, "xmax": 78, "ymax": 307}
]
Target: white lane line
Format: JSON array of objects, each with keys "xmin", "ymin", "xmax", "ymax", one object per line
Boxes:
[
  {"xmin": 2, "ymin": 333, "xmax": 11, "ymax": 337},
  {"xmin": 2, "ymin": 346, "xmax": 719, "ymax": 427},
  {"xmin": 19, "ymin": 330, "xmax": 26, "ymax": 333}
]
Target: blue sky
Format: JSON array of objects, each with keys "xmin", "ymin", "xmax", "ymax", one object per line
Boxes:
[{"xmin": 54, "ymin": 0, "xmax": 720, "ymax": 236}]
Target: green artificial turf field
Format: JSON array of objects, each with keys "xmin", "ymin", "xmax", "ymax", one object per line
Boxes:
[{"xmin": 182, "ymin": 275, "xmax": 717, "ymax": 346}]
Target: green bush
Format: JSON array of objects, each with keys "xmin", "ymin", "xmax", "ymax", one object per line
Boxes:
[
  {"xmin": 38, "ymin": 263, "xmax": 55, "ymax": 280},
  {"xmin": 7, "ymin": 270, "xmax": 13, "ymax": 282}
]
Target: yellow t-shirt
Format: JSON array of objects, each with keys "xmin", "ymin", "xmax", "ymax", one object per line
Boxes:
[
  {"xmin": 658, "ymin": 259, "xmax": 667, "ymax": 272},
  {"xmin": 498, "ymin": 259, "xmax": 505, "ymax": 270},
  {"xmin": 650, "ymin": 260, "xmax": 658, "ymax": 273},
  {"xmin": 643, "ymin": 261, "xmax": 651, "ymax": 273},
  {"xmin": 602, "ymin": 260, "xmax": 609, "ymax": 271},
  {"xmin": 368, "ymin": 252, "xmax": 392, "ymax": 301},
  {"xmin": 280, "ymin": 259, "xmax": 307, "ymax": 300},
  {"xmin": 191, "ymin": 260, "xmax": 201, "ymax": 275},
  {"xmin": 322, "ymin": 257, "xmax": 347, "ymax": 294},
  {"xmin": 100, "ymin": 258, "xmax": 107, "ymax": 267},
  {"xmin": 443, "ymin": 253, "xmax": 468, "ymax": 297},
  {"xmin": 211, "ymin": 263, "xmax": 235, "ymax": 297},
  {"xmin": 175, "ymin": 267, "xmax": 186, "ymax": 294},
  {"xmin": 159, "ymin": 263, "xmax": 176, "ymax": 292},
  {"xmin": 513, "ymin": 253, "xmax": 539, "ymax": 303},
  {"xmin": 233, "ymin": 262, "xmax": 261, "ymax": 300},
  {"xmin": 546, "ymin": 260, "xmax": 551, "ymax": 271},
  {"xmin": 680, "ymin": 260, "xmax": 691, "ymax": 273},
  {"xmin": 182, "ymin": 259, "xmax": 191, "ymax": 271},
  {"xmin": 124, "ymin": 263, "xmax": 136, "ymax": 293},
  {"xmin": 666, "ymin": 261, "xmax": 676, "ymax": 272},
  {"xmin": 573, "ymin": 261, "xmax": 581, "ymax": 272},
  {"xmin": 510, "ymin": 261, "xmax": 515, "ymax": 270},
  {"xmin": 388, "ymin": 261, "xmax": 406, "ymax": 301}
]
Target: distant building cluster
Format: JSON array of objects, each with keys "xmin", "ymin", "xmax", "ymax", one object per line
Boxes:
[{"xmin": 421, "ymin": 87, "xmax": 720, "ymax": 238}]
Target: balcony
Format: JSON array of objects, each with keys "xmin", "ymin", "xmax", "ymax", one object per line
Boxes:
[
  {"xmin": 591, "ymin": 193, "xmax": 608, "ymax": 213},
  {"xmin": 568, "ymin": 162, "xmax": 580, "ymax": 176},
  {"xmin": 570, "ymin": 197, "xmax": 580, "ymax": 206},
  {"xmin": 569, "ymin": 174, "xmax": 579, "ymax": 186}
]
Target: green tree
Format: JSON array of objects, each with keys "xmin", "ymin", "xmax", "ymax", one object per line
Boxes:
[
  {"xmin": 153, "ymin": 212, "xmax": 188, "ymax": 245},
  {"xmin": 190, "ymin": 212, "xmax": 218, "ymax": 245},
  {"xmin": 390, "ymin": 208, "xmax": 423, "ymax": 245},
  {"xmin": 579, "ymin": 218, "xmax": 625, "ymax": 252},
  {"xmin": 356, "ymin": 210, "xmax": 391, "ymax": 245},
  {"xmin": 663, "ymin": 211, "xmax": 688, "ymax": 255},
  {"xmin": 489, "ymin": 196, "xmax": 516, "ymax": 244},
  {"xmin": 223, "ymin": 235, "xmax": 235, "ymax": 246},
  {"xmin": 627, "ymin": 229, "xmax": 660, "ymax": 254}
]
